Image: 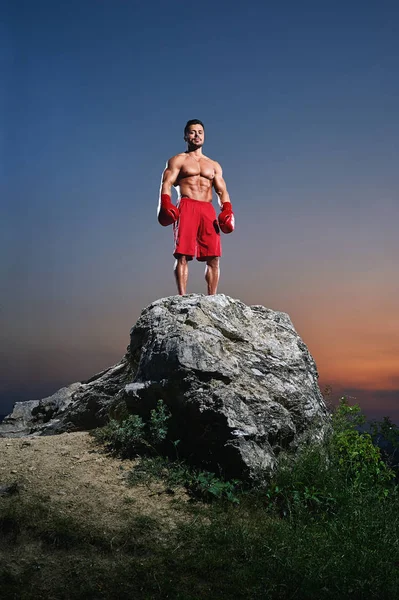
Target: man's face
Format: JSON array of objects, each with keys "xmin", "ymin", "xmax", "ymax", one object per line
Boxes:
[{"xmin": 185, "ymin": 125, "xmax": 205, "ymax": 148}]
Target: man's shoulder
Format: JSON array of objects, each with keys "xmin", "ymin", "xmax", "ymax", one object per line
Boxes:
[
  {"xmin": 167, "ymin": 152, "xmax": 187, "ymax": 164},
  {"xmin": 204, "ymin": 155, "xmax": 222, "ymax": 174}
]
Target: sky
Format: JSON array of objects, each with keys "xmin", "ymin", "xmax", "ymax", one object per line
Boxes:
[{"xmin": 1, "ymin": 0, "xmax": 398, "ymax": 422}]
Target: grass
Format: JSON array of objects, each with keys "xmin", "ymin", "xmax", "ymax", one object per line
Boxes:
[
  {"xmin": 2, "ymin": 487, "xmax": 399, "ymax": 599},
  {"xmin": 1, "ymin": 398, "xmax": 399, "ymax": 599}
]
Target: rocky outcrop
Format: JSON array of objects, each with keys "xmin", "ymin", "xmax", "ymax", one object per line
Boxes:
[
  {"xmin": 0, "ymin": 359, "xmax": 132, "ymax": 438},
  {"xmin": 0, "ymin": 294, "xmax": 330, "ymax": 479},
  {"xmin": 0, "ymin": 400, "xmax": 44, "ymax": 438},
  {"xmin": 122, "ymin": 295, "xmax": 329, "ymax": 479}
]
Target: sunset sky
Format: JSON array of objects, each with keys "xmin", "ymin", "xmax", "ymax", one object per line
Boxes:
[{"xmin": 2, "ymin": 1, "xmax": 399, "ymax": 422}]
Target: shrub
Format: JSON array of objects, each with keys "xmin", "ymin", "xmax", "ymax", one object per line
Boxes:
[
  {"xmin": 264, "ymin": 398, "xmax": 396, "ymax": 518},
  {"xmin": 91, "ymin": 400, "xmax": 170, "ymax": 458},
  {"xmin": 148, "ymin": 399, "xmax": 170, "ymax": 445},
  {"xmin": 331, "ymin": 399, "xmax": 395, "ymax": 493}
]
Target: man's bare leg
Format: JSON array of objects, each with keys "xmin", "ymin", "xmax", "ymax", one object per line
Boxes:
[
  {"xmin": 205, "ymin": 257, "xmax": 220, "ymax": 295},
  {"xmin": 174, "ymin": 255, "xmax": 189, "ymax": 295}
]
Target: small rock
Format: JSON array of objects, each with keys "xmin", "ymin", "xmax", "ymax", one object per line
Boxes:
[{"xmin": 0, "ymin": 482, "xmax": 19, "ymax": 496}]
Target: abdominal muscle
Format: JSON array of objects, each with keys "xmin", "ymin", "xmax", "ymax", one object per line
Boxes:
[{"xmin": 176, "ymin": 175, "xmax": 213, "ymax": 203}]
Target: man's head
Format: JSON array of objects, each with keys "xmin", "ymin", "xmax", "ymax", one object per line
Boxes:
[{"xmin": 184, "ymin": 119, "xmax": 205, "ymax": 149}]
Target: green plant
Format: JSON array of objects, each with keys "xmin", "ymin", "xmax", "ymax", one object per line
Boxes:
[
  {"xmin": 331, "ymin": 399, "xmax": 395, "ymax": 494},
  {"xmin": 185, "ymin": 470, "xmax": 241, "ymax": 503},
  {"xmin": 128, "ymin": 455, "xmax": 241, "ymax": 503},
  {"xmin": 148, "ymin": 400, "xmax": 170, "ymax": 445},
  {"xmin": 91, "ymin": 399, "xmax": 171, "ymax": 458},
  {"xmin": 92, "ymin": 414, "xmax": 146, "ymax": 457},
  {"xmin": 331, "ymin": 396, "xmax": 367, "ymax": 430},
  {"xmin": 264, "ymin": 398, "xmax": 396, "ymax": 518}
]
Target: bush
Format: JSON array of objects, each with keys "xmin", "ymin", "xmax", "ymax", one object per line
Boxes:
[
  {"xmin": 148, "ymin": 399, "xmax": 170, "ymax": 445},
  {"xmin": 331, "ymin": 399, "xmax": 395, "ymax": 494},
  {"xmin": 264, "ymin": 398, "xmax": 396, "ymax": 518},
  {"xmin": 91, "ymin": 400, "xmax": 170, "ymax": 458}
]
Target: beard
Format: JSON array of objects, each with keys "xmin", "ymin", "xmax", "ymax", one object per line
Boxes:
[{"xmin": 188, "ymin": 140, "xmax": 203, "ymax": 150}]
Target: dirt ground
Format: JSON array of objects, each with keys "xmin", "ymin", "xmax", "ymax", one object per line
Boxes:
[{"xmin": 0, "ymin": 431, "xmax": 189, "ymax": 533}]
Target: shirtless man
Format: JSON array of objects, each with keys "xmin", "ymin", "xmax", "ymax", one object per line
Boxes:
[{"xmin": 158, "ymin": 119, "xmax": 234, "ymax": 295}]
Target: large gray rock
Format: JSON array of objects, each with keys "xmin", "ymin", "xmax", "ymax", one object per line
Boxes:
[
  {"xmin": 0, "ymin": 294, "xmax": 330, "ymax": 480},
  {"xmin": 124, "ymin": 294, "xmax": 329, "ymax": 479}
]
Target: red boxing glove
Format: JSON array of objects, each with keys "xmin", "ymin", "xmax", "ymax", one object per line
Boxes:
[
  {"xmin": 158, "ymin": 194, "xmax": 179, "ymax": 227},
  {"xmin": 218, "ymin": 202, "xmax": 235, "ymax": 234}
]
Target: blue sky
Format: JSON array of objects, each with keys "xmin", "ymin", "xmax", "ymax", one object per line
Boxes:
[{"xmin": 2, "ymin": 1, "xmax": 399, "ymax": 421}]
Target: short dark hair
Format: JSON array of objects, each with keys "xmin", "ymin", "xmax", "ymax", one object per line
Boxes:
[{"xmin": 184, "ymin": 119, "xmax": 205, "ymax": 136}]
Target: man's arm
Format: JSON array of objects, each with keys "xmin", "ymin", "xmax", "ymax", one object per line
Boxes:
[
  {"xmin": 213, "ymin": 161, "xmax": 231, "ymax": 208},
  {"xmin": 160, "ymin": 155, "xmax": 184, "ymax": 196},
  {"xmin": 157, "ymin": 155, "xmax": 184, "ymax": 226},
  {"xmin": 213, "ymin": 161, "xmax": 234, "ymax": 234}
]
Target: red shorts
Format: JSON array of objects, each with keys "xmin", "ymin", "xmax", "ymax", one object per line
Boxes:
[{"xmin": 173, "ymin": 197, "xmax": 221, "ymax": 261}]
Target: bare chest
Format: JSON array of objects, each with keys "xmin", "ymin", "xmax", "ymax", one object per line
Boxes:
[{"xmin": 178, "ymin": 156, "xmax": 216, "ymax": 181}]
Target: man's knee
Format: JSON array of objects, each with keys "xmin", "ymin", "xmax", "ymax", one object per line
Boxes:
[
  {"xmin": 206, "ymin": 257, "xmax": 219, "ymax": 269},
  {"xmin": 175, "ymin": 254, "xmax": 189, "ymax": 266}
]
